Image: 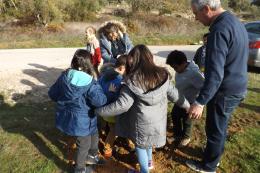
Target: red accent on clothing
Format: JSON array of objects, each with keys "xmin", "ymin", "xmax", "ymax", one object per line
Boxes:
[{"xmin": 92, "ymin": 47, "xmax": 101, "ymax": 66}]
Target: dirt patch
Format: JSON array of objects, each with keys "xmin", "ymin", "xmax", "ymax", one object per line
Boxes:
[{"xmin": 1, "ymin": 48, "xmax": 259, "ymax": 173}]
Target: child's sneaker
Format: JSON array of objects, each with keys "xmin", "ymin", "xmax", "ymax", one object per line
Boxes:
[
  {"xmin": 67, "ymin": 160, "xmax": 75, "ymax": 166},
  {"xmin": 74, "ymin": 168, "xmax": 86, "ymax": 173},
  {"xmin": 86, "ymin": 154, "xmax": 106, "ymax": 165},
  {"xmin": 178, "ymin": 138, "xmax": 191, "ymax": 147},
  {"xmin": 186, "ymin": 160, "xmax": 216, "ymax": 173},
  {"xmin": 74, "ymin": 166, "xmax": 94, "ymax": 173},
  {"xmin": 148, "ymin": 160, "xmax": 154, "ymax": 170}
]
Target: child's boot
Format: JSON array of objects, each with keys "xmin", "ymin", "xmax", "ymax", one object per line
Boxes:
[
  {"xmin": 66, "ymin": 137, "xmax": 76, "ymax": 166},
  {"xmin": 103, "ymin": 144, "xmax": 113, "ymax": 158},
  {"xmin": 127, "ymin": 139, "xmax": 135, "ymax": 152}
]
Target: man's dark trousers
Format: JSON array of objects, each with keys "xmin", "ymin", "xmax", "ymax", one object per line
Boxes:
[{"xmin": 202, "ymin": 92, "xmax": 245, "ymax": 171}]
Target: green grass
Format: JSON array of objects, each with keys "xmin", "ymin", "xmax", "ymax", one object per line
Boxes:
[
  {"xmin": 219, "ymin": 72, "xmax": 260, "ymax": 173},
  {"xmin": 131, "ymin": 34, "xmax": 202, "ymax": 46},
  {"xmin": 0, "ymin": 24, "xmax": 208, "ymax": 49},
  {"xmin": 0, "ymin": 32, "xmax": 203, "ymax": 49},
  {"xmin": 0, "ymin": 33, "xmax": 84, "ymax": 49},
  {"xmin": 0, "ymin": 102, "xmax": 69, "ymax": 173},
  {"xmin": 0, "ymin": 72, "xmax": 259, "ymax": 173},
  {"xmin": 222, "ymin": 128, "xmax": 260, "ymax": 173}
]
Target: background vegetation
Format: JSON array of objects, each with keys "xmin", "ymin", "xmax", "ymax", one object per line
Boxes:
[{"xmin": 0, "ymin": 0, "xmax": 259, "ymax": 48}]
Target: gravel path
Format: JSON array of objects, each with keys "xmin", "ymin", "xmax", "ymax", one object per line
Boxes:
[{"xmin": 0, "ymin": 45, "xmax": 199, "ymax": 103}]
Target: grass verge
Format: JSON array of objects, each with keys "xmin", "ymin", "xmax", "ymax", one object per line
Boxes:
[{"xmin": 0, "ymin": 72, "xmax": 259, "ymax": 173}]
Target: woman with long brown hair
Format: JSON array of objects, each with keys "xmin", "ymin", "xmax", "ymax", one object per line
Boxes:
[{"xmin": 96, "ymin": 45, "xmax": 190, "ymax": 173}]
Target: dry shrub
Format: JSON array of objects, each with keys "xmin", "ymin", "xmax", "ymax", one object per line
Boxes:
[
  {"xmin": 11, "ymin": 15, "xmax": 37, "ymax": 26},
  {"xmin": 113, "ymin": 9, "xmax": 128, "ymax": 17},
  {"xmin": 124, "ymin": 19, "xmax": 140, "ymax": 33},
  {"xmin": 127, "ymin": 0, "xmax": 162, "ymax": 13},
  {"xmin": 125, "ymin": 13, "xmax": 203, "ymax": 36},
  {"xmin": 145, "ymin": 16, "xmax": 172, "ymax": 31},
  {"xmin": 96, "ymin": 15, "xmax": 114, "ymax": 23},
  {"xmin": 45, "ymin": 23, "xmax": 65, "ymax": 33}
]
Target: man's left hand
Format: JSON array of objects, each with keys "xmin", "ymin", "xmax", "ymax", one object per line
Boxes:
[{"xmin": 188, "ymin": 103, "xmax": 204, "ymax": 119}]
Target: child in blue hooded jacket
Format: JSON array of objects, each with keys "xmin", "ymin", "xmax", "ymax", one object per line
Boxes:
[
  {"xmin": 48, "ymin": 49, "xmax": 107, "ymax": 173},
  {"xmin": 98, "ymin": 55, "xmax": 128, "ymax": 157}
]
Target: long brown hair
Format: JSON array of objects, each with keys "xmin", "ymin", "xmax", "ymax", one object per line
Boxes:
[{"xmin": 125, "ymin": 44, "xmax": 168, "ymax": 92}]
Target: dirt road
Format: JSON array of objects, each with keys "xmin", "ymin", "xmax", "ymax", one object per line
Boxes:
[{"xmin": 0, "ymin": 45, "xmax": 199, "ymax": 103}]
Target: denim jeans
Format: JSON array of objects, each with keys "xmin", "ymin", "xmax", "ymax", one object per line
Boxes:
[
  {"xmin": 202, "ymin": 92, "xmax": 245, "ymax": 171},
  {"xmin": 135, "ymin": 147, "xmax": 153, "ymax": 173}
]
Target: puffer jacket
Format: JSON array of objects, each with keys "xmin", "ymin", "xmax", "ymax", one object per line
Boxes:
[
  {"xmin": 48, "ymin": 69, "xmax": 107, "ymax": 137},
  {"xmin": 98, "ymin": 68, "xmax": 123, "ymax": 123},
  {"xmin": 95, "ymin": 76, "xmax": 190, "ymax": 148},
  {"xmin": 98, "ymin": 20, "xmax": 133, "ymax": 63}
]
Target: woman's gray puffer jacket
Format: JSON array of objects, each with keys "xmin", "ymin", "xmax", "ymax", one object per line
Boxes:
[{"xmin": 95, "ymin": 76, "xmax": 190, "ymax": 148}]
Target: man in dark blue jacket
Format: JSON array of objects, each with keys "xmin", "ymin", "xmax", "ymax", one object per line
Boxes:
[{"xmin": 187, "ymin": 0, "xmax": 249, "ymax": 173}]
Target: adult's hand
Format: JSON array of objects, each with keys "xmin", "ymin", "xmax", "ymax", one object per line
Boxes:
[{"xmin": 188, "ymin": 103, "xmax": 204, "ymax": 119}]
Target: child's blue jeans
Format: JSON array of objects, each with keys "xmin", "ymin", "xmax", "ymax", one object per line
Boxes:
[{"xmin": 135, "ymin": 146, "xmax": 152, "ymax": 173}]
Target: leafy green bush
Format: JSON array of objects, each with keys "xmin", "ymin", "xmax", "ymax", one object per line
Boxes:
[
  {"xmin": 66, "ymin": 0, "xmax": 98, "ymax": 21},
  {"xmin": 0, "ymin": 0, "xmax": 108, "ymax": 24},
  {"xmin": 34, "ymin": 0, "xmax": 63, "ymax": 24}
]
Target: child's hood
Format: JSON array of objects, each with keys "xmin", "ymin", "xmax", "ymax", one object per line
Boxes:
[
  {"xmin": 175, "ymin": 60, "xmax": 204, "ymax": 85},
  {"xmin": 67, "ymin": 69, "xmax": 93, "ymax": 86},
  {"xmin": 124, "ymin": 76, "xmax": 169, "ymax": 106},
  {"xmin": 183, "ymin": 60, "xmax": 200, "ymax": 74},
  {"xmin": 100, "ymin": 68, "xmax": 121, "ymax": 82},
  {"xmin": 62, "ymin": 69, "xmax": 93, "ymax": 98}
]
